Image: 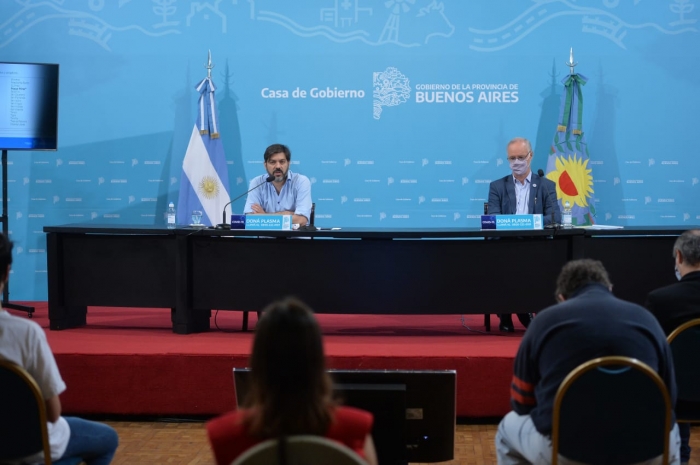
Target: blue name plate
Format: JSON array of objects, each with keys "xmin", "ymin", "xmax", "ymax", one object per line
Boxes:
[
  {"xmin": 230, "ymin": 215, "xmax": 246, "ymax": 230},
  {"xmin": 235, "ymin": 215, "xmax": 293, "ymax": 230},
  {"xmin": 481, "ymin": 214, "xmax": 543, "ymax": 230}
]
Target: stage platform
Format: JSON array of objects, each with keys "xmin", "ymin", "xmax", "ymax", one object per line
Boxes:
[{"xmin": 6, "ymin": 304, "xmax": 526, "ymax": 418}]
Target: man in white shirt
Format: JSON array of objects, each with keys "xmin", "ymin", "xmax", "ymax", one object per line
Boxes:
[{"xmin": 0, "ymin": 233, "xmax": 118, "ymax": 464}]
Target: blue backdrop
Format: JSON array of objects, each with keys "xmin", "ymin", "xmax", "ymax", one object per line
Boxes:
[{"xmin": 1, "ymin": 0, "xmax": 699, "ymax": 299}]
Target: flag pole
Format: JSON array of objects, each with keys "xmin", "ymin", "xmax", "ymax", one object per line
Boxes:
[
  {"xmin": 206, "ymin": 49, "xmax": 214, "ymax": 78},
  {"xmin": 177, "ymin": 50, "xmax": 231, "ymax": 227},
  {"xmin": 566, "ymin": 47, "xmax": 577, "ymax": 75}
]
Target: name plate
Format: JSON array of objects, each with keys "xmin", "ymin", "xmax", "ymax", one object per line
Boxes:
[
  {"xmin": 230, "ymin": 215, "xmax": 246, "ymax": 230},
  {"xmin": 481, "ymin": 214, "xmax": 543, "ymax": 230},
  {"xmin": 231, "ymin": 214, "xmax": 292, "ymax": 230}
]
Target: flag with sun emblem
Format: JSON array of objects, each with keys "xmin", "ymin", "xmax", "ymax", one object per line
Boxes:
[
  {"xmin": 177, "ymin": 75, "xmax": 231, "ymax": 226},
  {"xmin": 545, "ymin": 72, "xmax": 596, "ymax": 226}
]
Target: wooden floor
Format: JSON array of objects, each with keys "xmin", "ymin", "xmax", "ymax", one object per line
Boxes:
[{"xmin": 106, "ymin": 420, "xmax": 699, "ymax": 465}]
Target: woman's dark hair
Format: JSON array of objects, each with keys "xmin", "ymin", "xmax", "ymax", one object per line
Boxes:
[
  {"xmin": 0, "ymin": 233, "xmax": 13, "ymax": 283},
  {"xmin": 244, "ymin": 298, "xmax": 334, "ymax": 437}
]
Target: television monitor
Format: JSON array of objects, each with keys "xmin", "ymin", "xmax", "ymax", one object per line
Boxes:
[
  {"xmin": 0, "ymin": 62, "xmax": 59, "ymax": 151},
  {"xmin": 233, "ymin": 368, "xmax": 456, "ymax": 464}
]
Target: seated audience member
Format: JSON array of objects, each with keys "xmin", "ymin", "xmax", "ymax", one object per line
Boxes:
[
  {"xmin": 0, "ymin": 233, "xmax": 119, "ymax": 464},
  {"xmin": 645, "ymin": 229, "xmax": 700, "ymax": 465},
  {"xmin": 207, "ymin": 298, "xmax": 378, "ymax": 465},
  {"xmin": 496, "ymin": 259, "xmax": 680, "ymax": 465}
]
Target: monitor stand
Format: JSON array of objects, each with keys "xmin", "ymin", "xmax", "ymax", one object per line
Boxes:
[{"xmin": 1, "ymin": 150, "xmax": 35, "ymax": 317}]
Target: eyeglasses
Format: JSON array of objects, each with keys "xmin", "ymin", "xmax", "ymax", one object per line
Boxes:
[{"xmin": 507, "ymin": 152, "xmax": 531, "ymax": 162}]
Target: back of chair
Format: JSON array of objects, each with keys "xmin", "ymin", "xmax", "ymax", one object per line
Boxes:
[
  {"xmin": 231, "ymin": 435, "xmax": 367, "ymax": 465},
  {"xmin": 0, "ymin": 359, "xmax": 51, "ymax": 465},
  {"xmin": 551, "ymin": 356, "xmax": 671, "ymax": 465},
  {"xmin": 668, "ymin": 318, "xmax": 700, "ymax": 417}
]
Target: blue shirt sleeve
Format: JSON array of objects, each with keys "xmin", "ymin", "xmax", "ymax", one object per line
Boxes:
[
  {"xmin": 243, "ymin": 177, "xmax": 263, "ymax": 214},
  {"xmin": 293, "ymin": 175, "xmax": 312, "ymax": 222}
]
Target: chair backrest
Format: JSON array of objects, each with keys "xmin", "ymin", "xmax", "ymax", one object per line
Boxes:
[
  {"xmin": 668, "ymin": 318, "xmax": 700, "ymax": 407},
  {"xmin": 551, "ymin": 356, "xmax": 671, "ymax": 465},
  {"xmin": 0, "ymin": 359, "xmax": 51, "ymax": 465},
  {"xmin": 231, "ymin": 435, "xmax": 367, "ymax": 465}
]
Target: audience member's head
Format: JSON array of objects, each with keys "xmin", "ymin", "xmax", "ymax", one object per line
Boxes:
[
  {"xmin": 246, "ymin": 297, "xmax": 333, "ymax": 437},
  {"xmin": 0, "ymin": 233, "xmax": 13, "ymax": 285},
  {"xmin": 673, "ymin": 229, "xmax": 700, "ymax": 277},
  {"xmin": 555, "ymin": 259, "xmax": 612, "ymax": 302}
]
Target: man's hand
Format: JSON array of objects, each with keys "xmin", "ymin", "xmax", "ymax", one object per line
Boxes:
[{"xmin": 251, "ymin": 204, "xmax": 266, "ymax": 214}]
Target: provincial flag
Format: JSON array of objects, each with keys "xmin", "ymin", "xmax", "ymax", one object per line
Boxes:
[
  {"xmin": 545, "ymin": 72, "xmax": 597, "ymax": 226},
  {"xmin": 177, "ymin": 76, "xmax": 231, "ymax": 226}
]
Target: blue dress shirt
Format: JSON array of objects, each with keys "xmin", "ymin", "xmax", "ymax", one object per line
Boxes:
[{"xmin": 243, "ymin": 170, "xmax": 312, "ymax": 223}]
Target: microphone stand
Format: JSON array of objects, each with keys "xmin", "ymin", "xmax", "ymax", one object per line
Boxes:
[
  {"xmin": 297, "ymin": 202, "xmax": 317, "ymax": 232},
  {"xmin": 215, "ymin": 175, "xmax": 274, "ymax": 229},
  {"xmin": 537, "ymin": 169, "xmax": 561, "ymax": 229}
]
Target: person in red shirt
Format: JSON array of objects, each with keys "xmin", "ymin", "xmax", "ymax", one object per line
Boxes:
[{"xmin": 207, "ymin": 298, "xmax": 378, "ymax": 465}]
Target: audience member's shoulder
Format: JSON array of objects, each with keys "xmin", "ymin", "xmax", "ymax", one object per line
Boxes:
[
  {"xmin": 616, "ymin": 296, "xmax": 664, "ymax": 322},
  {"xmin": 647, "ymin": 280, "xmax": 686, "ymax": 300},
  {"xmin": 530, "ymin": 302, "xmax": 559, "ymax": 321},
  {"xmin": 332, "ymin": 405, "xmax": 373, "ymax": 430},
  {"xmin": 649, "ymin": 272, "xmax": 700, "ymax": 295},
  {"xmin": 1, "ymin": 310, "xmax": 44, "ymax": 335},
  {"xmin": 206, "ymin": 409, "xmax": 248, "ymax": 439},
  {"xmin": 523, "ymin": 302, "xmax": 566, "ymax": 333}
]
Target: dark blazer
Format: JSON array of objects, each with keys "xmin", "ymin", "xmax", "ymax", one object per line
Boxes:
[
  {"xmin": 645, "ymin": 270, "xmax": 700, "ymax": 336},
  {"xmin": 646, "ymin": 270, "xmax": 700, "ymax": 418},
  {"xmin": 513, "ymin": 283, "xmax": 677, "ymax": 434},
  {"xmin": 487, "ymin": 172, "xmax": 561, "ymax": 225}
]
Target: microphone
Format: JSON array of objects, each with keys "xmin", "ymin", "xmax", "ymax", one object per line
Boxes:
[
  {"xmin": 215, "ymin": 174, "xmax": 275, "ymax": 229},
  {"xmin": 537, "ymin": 169, "xmax": 558, "ymax": 228},
  {"xmin": 298, "ymin": 202, "xmax": 317, "ymax": 232},
  {"xmin": 534, "ymin": 169, "xmax": 545, "ymax": 213}
]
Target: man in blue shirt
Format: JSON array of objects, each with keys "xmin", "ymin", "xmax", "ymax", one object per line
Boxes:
[{"xmin": 244, "ymin": 144, "xmax": 312, "ymax": 225}]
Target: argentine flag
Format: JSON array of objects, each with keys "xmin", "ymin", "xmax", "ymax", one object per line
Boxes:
[{"xmin": 177, "ymin": 76, "xmax": 231, "ymax": 226}]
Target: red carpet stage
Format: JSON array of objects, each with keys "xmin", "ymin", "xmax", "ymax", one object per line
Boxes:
[{"xmin": 7, "ymin": 304, "xmax": 526, "ymax": 418}]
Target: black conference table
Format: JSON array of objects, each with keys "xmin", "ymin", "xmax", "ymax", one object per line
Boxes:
[{"xmin": 43, "ymin": 224, "xmax": 685, "ymax": 334}]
